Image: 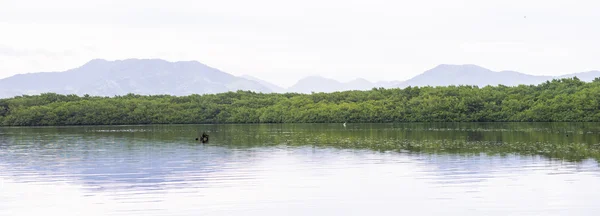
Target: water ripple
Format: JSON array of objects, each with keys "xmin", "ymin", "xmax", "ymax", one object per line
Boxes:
[{"xmin": 2, "ymin": 124, "xmax": 600, "ymax": 215}]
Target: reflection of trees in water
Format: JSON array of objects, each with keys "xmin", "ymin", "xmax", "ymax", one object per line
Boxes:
[
  {"xmin": 4, "ymin": 123, "xmax": 600, "ymax": 161},
  {"xmin": 40, "ymin": 123, "xmax": 600, "ymax": 162},
  {"xmin": 466, "ymin": 131, "xmax": 485, "ymax": 142},
  {"xmin": 2, "ymin": 123, "xmax": 600, "ymax": 192},
  {"xmin": 0, "ymin": 129, "xmax": 268, "ymax": 194},
  {"xmin": 213, "ymin": 123, "xmax": 600, "ymax": 162}
]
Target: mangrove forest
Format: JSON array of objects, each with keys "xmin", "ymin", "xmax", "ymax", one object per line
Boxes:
[{"xmin": 1, "ymin": 77, "xmax": 600, "ymax": 126}]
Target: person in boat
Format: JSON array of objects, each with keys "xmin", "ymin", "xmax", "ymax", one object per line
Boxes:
[{"xmin": 196, "ymin": 132, "xmax": 209, "ymax": 143}]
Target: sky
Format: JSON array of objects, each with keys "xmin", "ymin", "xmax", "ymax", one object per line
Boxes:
[{"xmin": 0, "ymin": 0, "xmax": 599, "ymax": 87}]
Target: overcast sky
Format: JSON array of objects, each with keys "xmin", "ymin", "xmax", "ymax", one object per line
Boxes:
[{"xmin": 1, "ymin": 0, "xmax": 599, "ymax": 87}]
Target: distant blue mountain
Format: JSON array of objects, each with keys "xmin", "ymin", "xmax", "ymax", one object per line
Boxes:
[
  {"xmin": 395, "ymin": 64, "xmax": 600, "ymax": 88},
  {"xmin": 0, "ymin": 59, "xmax": 272, "ymax": 98},
  {"xmin": 1, "ymin": 60, "xmax": 599, "ymax": 98}
]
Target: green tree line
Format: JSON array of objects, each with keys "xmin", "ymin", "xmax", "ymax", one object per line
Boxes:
[{"xmin": 1, "ymin": 77, "xmax": 600, "ymax": 126}]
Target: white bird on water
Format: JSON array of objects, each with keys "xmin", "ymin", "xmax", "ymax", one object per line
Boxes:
[{"xmin": 343, "ymin": 122, "xmax": 347, "ymax": 127}]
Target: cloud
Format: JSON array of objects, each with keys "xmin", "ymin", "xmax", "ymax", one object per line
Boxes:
[{"xmin": 0, "ymin": 0, "xmax": 599, "ymax": 84}]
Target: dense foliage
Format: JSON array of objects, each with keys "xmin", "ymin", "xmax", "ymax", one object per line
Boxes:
[{"xmin": 1, "ymin": 77, "xmax": 600, "ymax": 126}]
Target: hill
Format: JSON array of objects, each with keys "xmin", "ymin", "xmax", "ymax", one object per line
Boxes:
[{"xmin": 0, "ymin": 59, "xmax": 272, "ymax": 98}]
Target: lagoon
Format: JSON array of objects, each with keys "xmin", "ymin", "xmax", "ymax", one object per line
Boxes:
[{"xmin": 1, "ymin": 123, "xmax": 600, "ymax": 215}]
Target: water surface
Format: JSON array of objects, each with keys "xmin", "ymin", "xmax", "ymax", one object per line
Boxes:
[{"xmin": 1, "ymin": 123, "xmax": 600, "ymax": 215}]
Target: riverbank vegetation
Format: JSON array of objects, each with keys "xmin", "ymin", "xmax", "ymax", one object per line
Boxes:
[{"xmin": 1, "ymin": 77, "xmax": 599, "ymax": 126}]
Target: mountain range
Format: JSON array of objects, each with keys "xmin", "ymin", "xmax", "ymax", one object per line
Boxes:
[
  {"xmin": 0, "ymin": 59, "xmax": 270, "ymax": 98},
  {"xmin": 1, "ymin": 59, "xmax": 599, "ymax": 98},
  {"xmin": 257, "ymin": 64, "xmax": 600, "ymax": 93}
]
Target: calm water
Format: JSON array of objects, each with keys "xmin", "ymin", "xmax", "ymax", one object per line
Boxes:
[{"xmin": 1, "ymin": 123, "xmax": 600, "ymax": 215}]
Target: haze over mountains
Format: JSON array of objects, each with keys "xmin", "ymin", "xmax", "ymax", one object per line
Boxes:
[
  {"xmin": 0, "ymin": 59, "xmax": 599, "ymax": 98},
  {"xmin": 240, "ymin": 64, "xmax": 600, "ymax": 93},
  {"xmin": 0, "ymin": 59, "xmax": 271, "ymax": 98},
  {"xmin": 400, "ymin": 64, "xmax": 600, "ymax": 88}
]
